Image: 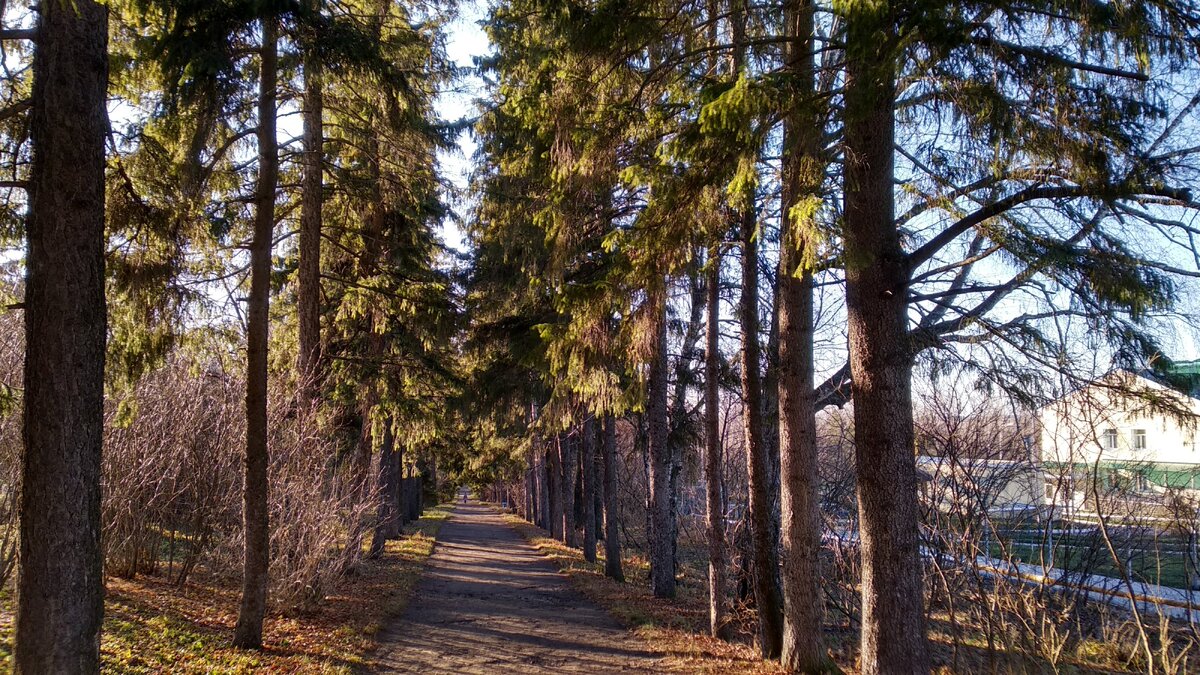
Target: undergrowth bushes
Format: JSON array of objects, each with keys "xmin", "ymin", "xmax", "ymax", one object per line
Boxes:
[{"xmin": 0, "ymin": 347, "xmax": 380, "ymax": 612}]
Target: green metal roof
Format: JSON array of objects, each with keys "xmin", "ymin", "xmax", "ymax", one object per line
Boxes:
[{"xmin": 1166, "ymin": 360, "xmax": 1200, "ymax": 377}]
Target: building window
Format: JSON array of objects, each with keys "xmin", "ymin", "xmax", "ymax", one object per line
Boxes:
[
  {"xmin": 1103, "ymin": 428, "xmax": 1119, "ymax": 450},
  {"xmin": 1133, "ymin": 429, "xmax": 1146, "ymax": 451}
]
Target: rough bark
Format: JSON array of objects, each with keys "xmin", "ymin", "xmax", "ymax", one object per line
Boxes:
[
  {"xmin": 297, "ymin": 0, "xmax": 323, "ymax": 401},
  {"xmin": 536, "ymin": 440, "xmax": 549, "ymax": 529},
  {"xmin": 764, "ymin": 278, "xmax": 782, "ymax": 579},
  {"xmin": 704, "ymin": 248, "xmax": 731, "ymax": 640},
  {"xmin": 669, "ymin": 261, "xmax": 706, "ymax": 577},
  {"xmin": 740, "ymin": 205, "xmax": 784, "ymax": 658},
  {"xmin": 526, "ymin": 450, "xmax": 537, "ymax": 523},
  {"xmin": 407, "ymin": 471, "xmax": 423, "ymax": 522},
  {"xmin": 548, "ymin": 438, "xmax": 564, "ymax": 540},
  {"xmin": 646, "ymin": 287, "xmax": 675, "ymax": 597},
  {"xmin": 233, "ymin": 17, "xmax": 278, "ymax": 650},
  {"xmin": 395, "ymin": 443, "xmax": 408, "ymax": 527},
  {"xmin": 582, "ymin": 416, "xmax": 598, "ymax": 562},
  {"xmin": 561, "ymin": 430, "xmax": 578, "ymax": 546},
  {"xmin": 778, "ymin": 0, "xmax": 832, "ymax": 670},
  {"xmin": 369, "ymin": 422, "xmax": 400, "ymax": 557},
  {"xmin": 16, "ymin": 1, "xmax": 108, "ymax": 671},
  {"xmin": 593, "ymin": 429, "xmax": 604, "ymax": 536},
  {"xmin": 603, "ymin": 415, "xmax": 624, "ymax": 581},
  {"xmin": 843, "ymin": 0, "xmax": 929, "ymax": 670}
]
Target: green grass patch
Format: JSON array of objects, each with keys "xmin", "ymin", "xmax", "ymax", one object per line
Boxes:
[{"xmin": 990, "ymin": 540, "xmax": 1196, "ymax": 589}]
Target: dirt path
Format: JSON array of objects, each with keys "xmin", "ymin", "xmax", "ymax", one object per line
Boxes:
[{"xmin": 372, "ymin": 501, "xmax": 670, "ymax": 673}]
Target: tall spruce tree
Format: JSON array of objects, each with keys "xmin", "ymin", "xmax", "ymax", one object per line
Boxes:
[
  {"xmin": 232, "ymin": 15, "xmax": 278, "ymax": 649},
  {"xmin": 17, "ymin": 0, "xmax": 108, "ymax": 670},
  {"xmin": 777, "ymin": 0, "xmax": 831, "ymax": 669}
]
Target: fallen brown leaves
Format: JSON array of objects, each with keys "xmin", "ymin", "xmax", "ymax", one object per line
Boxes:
[
  {"xmin": 0, "ymin": 505, "xmax": 451, "ymax": 674},
  {"xmin": 503, "ymin": 511, "xmax": 788, "ymax": 675}
]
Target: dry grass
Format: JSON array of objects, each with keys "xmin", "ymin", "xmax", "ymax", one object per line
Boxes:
[
  {"xmin": 0, "ymin": 504, "xmax": 452, "ymax": 673},
  {"xmin": 502, "ymin": 511, "xmax": 1162, "ymax": 674},
  {"xmin": 502, "ymin": 511, "xmax": 787, "ymax": 675}
]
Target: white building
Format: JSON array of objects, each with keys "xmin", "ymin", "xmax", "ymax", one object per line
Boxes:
[
  {"xmin": 917, "ymin": 455, "xmax": 1043, "ymax": 516},
  {"xmin": 1039, "ymin": 366, "xmax": 1200, "ymax": 500}
]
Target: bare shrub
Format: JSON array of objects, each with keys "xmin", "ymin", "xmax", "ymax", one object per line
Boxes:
[
  {"xmin": 102, "ymin": 356, "xmax": 375, "ymax": 611},
  {"xmin": 0, "ymin": 307, "xmax": 22, "ymax": 589},
  {"xmin": 103, "ymin": 362, "xmax": 242, "ymax": 581},
  {"xmin": 262, "ymin": 396, "xmax": 374, "ymax": 610}
]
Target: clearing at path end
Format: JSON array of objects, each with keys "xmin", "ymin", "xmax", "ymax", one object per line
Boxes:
[{"xmin": 372, "ymin": 500, "xmax": 671, "ymax": 674}]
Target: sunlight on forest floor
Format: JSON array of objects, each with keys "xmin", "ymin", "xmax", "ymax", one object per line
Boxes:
[
  {"xmin": 502, "ymin": 511, "xmax": 788, "ymax": 675},
  {"xmin": 0, "ymin": 505, "xmax": 452, "ymax": 673},
  {"xmin": 502, "ymin": 509, "xmax": 1154, "ymax": 674}
]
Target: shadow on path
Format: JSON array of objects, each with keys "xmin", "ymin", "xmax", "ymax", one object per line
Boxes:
[{"xmin": 372, "ymin": 501, "xmax": 670, "ymax": 673}]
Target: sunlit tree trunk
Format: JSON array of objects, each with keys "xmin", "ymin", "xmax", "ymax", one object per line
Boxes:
[
  {"xmin": 704, "ymin": 247, "xmax": 731, "ymax": 640},
  {"xmin": 843, "ymin": 0, "xmax": 929, "ymax": 670},
  {"xmin": 778, "ymin": 0, "xmax": 832, "ymax": 670},
  {"xmin": 16, "ymin": 1, "xmax": 108, "ymax": 671},
  {"xmin": 233, "ymin": 16, "xmax": 278, "ymax": 650}
]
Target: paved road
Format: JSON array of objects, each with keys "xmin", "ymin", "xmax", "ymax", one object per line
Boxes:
[{"xmin": 372, "ymin": 501, "xmax": 670, "ymax": 673}]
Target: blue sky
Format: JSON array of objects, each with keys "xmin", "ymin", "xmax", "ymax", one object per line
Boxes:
[{"xmin": 435, "ymin": 0, "xmax": 490, "ymax": 253}]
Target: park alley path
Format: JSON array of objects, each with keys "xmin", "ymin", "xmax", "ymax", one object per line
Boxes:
[{"xmin": 372, "ymin": 501, "xmax": 671, "ymax": 674}]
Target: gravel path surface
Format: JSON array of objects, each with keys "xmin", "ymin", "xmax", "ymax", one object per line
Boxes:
[{"xmin": 372, "ymin": 501, "xmax": 670, "ymax": 673}]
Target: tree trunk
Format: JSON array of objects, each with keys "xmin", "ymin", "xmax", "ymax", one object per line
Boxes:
[
  {"xmin": 603, "ymin": 415, "xmax": 624, "ymax": 581},
  {"xmin": 778, "ymin": 0, "xmax": 831, "ymax": 670},
  {"xmin": 594, "ymin": 431, "xmax": 604, "ymax": 536},
  {"xmin": 740, "ymin": 204, "xmax": 784, "ymax": 658},
  {"xmin": 646, "ymin": 287, "xmax": 675, "ymax": 597},
  {"xmin": 395, "ymin": 443, "xmax": 408, "ymax": 527},
  {"xmin": 343, "ymin": 397, "xmax": 377, "ymax": 568},
  {"xmin": 345, "ymin": 93, "xmax": 390, "ymax": 568},
  {"xmin": 764, "ymin": 271, "xmax": 782, "ymax": 584},
  {"xmin": 407, "ymin": 471, "xmax": 423, "ymax": 522},
  {"xmin": 17, "ymin": 1, "xmax": 108, "ymax": 671},
  {"xmin": 548, "ymin": 439, "xmax": 564, "ymax": 540},
  {"xmin": 536, "ymin": 440, "xmax": 548, "ymax": 529},
  {"xmin": 233, "ymin": 16, "xmax": 278, "ymax": 650},
  {"xmin": 669, "ymin": 260, "xmax": 706, "ymax": 578},
  {"xmin": 297, "ymin": 0, "xmax": 323, "ymax": 401},
  {"xmin": 369, "ymin": 422, "xmax": 400, "ymax": 557},
  {"xmin": 843, "ymin": 0, "xmax": 929, "ymax": 670},
  {"xmin": 582, "ymin": 415, "xmax": 598, "ymax": 562},
  {"xmin": 526, "ymin": 451, "xmax": 537, "ymax": 523},
  {"xmin": 540, "ymin": 443, "xmax": 551, "ymax": 529},
  {"xmin": 561, "ymin": 428, "xmax": 579, "ymax": 547},
  {"xmin": 704, "ymin": 247, "xmax": 731, "ymax": 640}
]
